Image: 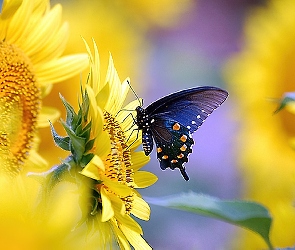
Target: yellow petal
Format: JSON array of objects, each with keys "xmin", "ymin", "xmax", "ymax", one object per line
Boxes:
[
  {"xmin": 133, "ymin": 171, "xmax": 158, "ymax": 188},
  {"xmin": 37, "ymin": 106, "xmax": 60, "ymax": 128},
  {"xmin": 131, "ymin": 195, "xmax": 150, "ymax": 221},
  {"xmin": 114, "ymin": 211, "xmax": 143, "ymax": 235},
  {"xmin": 131, "ymin": 151, "xmax": 150, "ymax": 172},
  {"xmin": 22, "ymin": 4, "xmax": 63, "ymax": 55},
  {"xmin": 101, "ymin": 187, "xmax": 114, "ymax": 222},
  {"xmin": 26, "ymin": 150, "xmax": 48, "ymax": 170},
  {"xmin": 83, "ymin": 38, "xmax": 101, "ymax": 94},
  {"xmin": 80, "ymin": 155, "xmax": 104, "ymax": 180},
  {"xmin": 120, "ymin": 224, "xmax": 152, "ymax": 250},
  {"xmin": 0, "ymin": 0, "xmax": 22, "ymax": 20},
  {"xmin": 116, "ymin": 77, "xmax": 130, "ymax": 112},
  {"xmin": 6, "ymin": 0, "xmax": 32, "ymax": 43},
  {"xmin": 35, "ymin": 54, "xmax": 88, "ymax": 85},
  {"xmin": 95, "ymin": 82, "xmax": 110, "ymax": 110},
  {"xmin": 101, "ymin": 177, "xmax": 132, "ymax": 197},
  {"xmin": 104, "ymin": 54, "xmax": 122, "ymax": 114},
  {"xmin": 110, "ymin": 220, "xmax": 131, "ymax": 250},
  {"xmin": 94, "ymin": 130, "xmax": 111, "ymax": 159},
  {"xmin": 31, "ymin": 22, "xmax": 69, "ymax": 64}
]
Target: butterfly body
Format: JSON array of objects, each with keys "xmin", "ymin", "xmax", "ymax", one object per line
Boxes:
[{"xmin": 135, "ymin": 86, "xmax": 228, "ymax": 181}]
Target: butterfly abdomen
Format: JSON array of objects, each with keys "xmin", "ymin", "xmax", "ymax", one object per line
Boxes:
[{"xmin": 135, "ymin": 106, "xmax": 154, "ymax": 156}]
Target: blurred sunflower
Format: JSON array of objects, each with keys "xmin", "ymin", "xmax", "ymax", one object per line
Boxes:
[
  {"xmin": 0, "ymin": 173, "xmax": 110, "ymax": 250},
  {"xmin": 42, "ymin": 0, "xmax": 195, "ymax": 166},
  {"xmin": 79, "ymin": 40, "xmax": 158, "ymax": 249},
  {"xmin": 224, "ymin": 0, "xmax": 295, "ymax": 248},
  {"xmin": 0, "ymin": 0, "xmax": 88, "ymax": 174}
]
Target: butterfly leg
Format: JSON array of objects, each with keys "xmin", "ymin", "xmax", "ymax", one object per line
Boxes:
[
  {"xmin": 115, "ymin": 108, "xmax": 135, "ymax": 117},
  {"xmin": 125, "ymin": 128, "xmax": 140, "ymax": 150},
  {"xmin": 116, "ymin": 109, "xmax": 138, "ymax": 130}
]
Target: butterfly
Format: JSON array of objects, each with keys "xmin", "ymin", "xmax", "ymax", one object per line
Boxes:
[{"xmin": 135, "ymin": 86, "xmax": 228, "ymax": 181}]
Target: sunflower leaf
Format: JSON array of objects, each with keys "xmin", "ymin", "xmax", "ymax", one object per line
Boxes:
[{"xmin": 145, "ymin": 192, "xmax": 273, "ymax": 250}]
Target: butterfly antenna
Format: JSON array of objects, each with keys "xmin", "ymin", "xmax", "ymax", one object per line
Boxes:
[{"xmin": 126, "ymin": 79, "xmax": 143, "ymax": 107}]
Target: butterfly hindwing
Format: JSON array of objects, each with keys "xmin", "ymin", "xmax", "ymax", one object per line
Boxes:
[{"xmin": 150, "ymin": 118, "xmax": 194, "ymax": 180}]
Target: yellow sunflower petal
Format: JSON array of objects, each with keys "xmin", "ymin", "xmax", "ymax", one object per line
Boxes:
[
  {"xmin": 110, "ymin": 221, "xmax": 131, "ymax": 250},
  {"xmin": 94, "ymin": 82, "xmax": 110, "ymax": 111},
  {"xmin": 116, "ymin": 78, "xmax": 131, "ymax": 111},
  {"xmin": 86, "ymin": 85, "xmax": 99, "ymax": 131},
  {"xmin": 21, "ymin": 4, "xmax": 63, "ymax": 55},
  {"xmin": 94, "ymin": 130, "xmax": 111, "ymax": 159},
  {"xmin": 131, "ymin": 195, "xmax": 150, "ymax": 221},
  {"xmin": 35, "ymin": 54, "xmax": 89, "ymax": 85},
  {"xmin": 114, "ymin": 211, "xmax": 143, "ymax": 235},
  {"xmin": 37, "ymin": 106, "xmax": 60, "ymax": 128},
  {"xmin": 101, "ymin": 177, "xmax": 132, "ymax": 197},
  {"xmin": 25, "ymin": 150, "xmax": 48, "ymax": 170},
  {"xmin": 32, "ymin": 23, "xmax": 69, "ymax": 64},
  {"xmin": 83, "ymin": 37, "xmax": 101, "ymax": 95},
  {"xmin": 80, "ymin": 155, "xmax": 104, "ymax": 180},
  {"xmin": 120, "ymin": 224, "xmax": 152, "ymax": 250},
  {"xmin": 5, "ymin": 0, "xmax": 32, "ymax": 43},
  {"xmin": 133, "ymin": 171, "xmax": 158, "ymax": 188},
  {"xmin": 131, "ymin": 152, "xmax": 151, "ymax": 172},
  {"xmin": 104, "ymin": 54, "xmax": 122, "ymax": 114},
  {"xmin": 0, "ymin": 0, "xmax": 22, "ymax": 20},
  {"xmin": 101, "ymin": 187, "xmax": 114, "ymax": 222}
]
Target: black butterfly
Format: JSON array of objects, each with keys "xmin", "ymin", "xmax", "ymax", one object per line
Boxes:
[{"xmin": 135, "ymin": 86, "xmax": 228, "ymax": 181}]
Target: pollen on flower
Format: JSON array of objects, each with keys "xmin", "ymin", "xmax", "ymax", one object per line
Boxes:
[
  {"xmin": 102, "ymin": 111, "xmax": 135, "ymax": 213},
  {"xmin": 0, "ymin": 42, "xmax": 40, "ymax": 174}
]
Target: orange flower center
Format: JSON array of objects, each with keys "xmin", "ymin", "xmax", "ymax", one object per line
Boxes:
[{"xmin": 0, "ymin": 42, "xmax": 40, "ymax": 174}]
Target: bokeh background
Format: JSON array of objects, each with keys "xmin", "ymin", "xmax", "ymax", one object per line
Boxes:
[{"xmin": 39, "ymin": 0, "xmax": 295, "ymax": 249}]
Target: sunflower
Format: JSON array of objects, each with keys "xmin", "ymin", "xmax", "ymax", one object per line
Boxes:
[
  {"xmin": 76, "ymin": 40, "xmax": 158, "ymax": 249},
  {"xmin": 0, "ymin": 0, "xmax": 88, "ymax": 174},
  {"xmin": 0, "ymin": 172, "xmax": 110, "ymax": 250},
  {"xmin": 224, "ymin": 0, "xmax": 295, "ymax": 248}
]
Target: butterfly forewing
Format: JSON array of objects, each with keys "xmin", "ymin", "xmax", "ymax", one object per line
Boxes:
[
  {"xmin": 136, "ymin": 86, "xmax": 228, "ymax": 180},
  {"xmin": 146, "ymin": 87, "xmax": 228, "ymax": 133}
]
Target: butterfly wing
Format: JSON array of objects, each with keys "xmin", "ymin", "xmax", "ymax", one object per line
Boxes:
[{"xmin": 146, "ymin": 86, "xmax": 228, "ymax": 180}]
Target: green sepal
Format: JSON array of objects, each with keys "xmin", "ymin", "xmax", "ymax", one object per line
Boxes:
[
  {"xmin": 274, "ymin": 92, "xmax": 295, "ymax": 113},
  {"xmin": 59, "ymin": 93, "xmax": 79, "ymax": 126},
  {"xmin": 79, "ymin": 90, "xmax": 90, "ymax": 122},
  {"xmin": 80, "ymin": 153, "xmax": 95, "ymax": 168},
  {"xmin": 80, "ymin": 121, "xmax": 92, "ymax": 141},
  {"xmin": 146, "ymin": 192, "xmax": 273, "ymax": 250},
  {"xmin": 50, "ymin": 91, "xmax": 95, "ymax": 166},
  {"xmin": 61, "ymin": 119, "xmax": 85, "ymax": 163},
  {"xmin": 49, "ymin": 121, "xmax": 70, "ymax": 151},
  {"xmin": 85, "ymin": 138, "xmax": 95, "ymax": 153}
]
